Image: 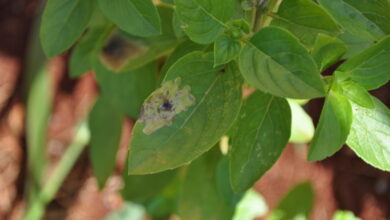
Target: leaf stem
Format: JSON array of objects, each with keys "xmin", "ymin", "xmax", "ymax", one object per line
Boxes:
[{"xmin": 24, "ymin": 122, "xmax": 90, "ymax": 220}]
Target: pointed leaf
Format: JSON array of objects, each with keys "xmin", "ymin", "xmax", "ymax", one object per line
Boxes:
[
  {"xmin": 230, "ymin": 91, "xmax": 291, "ymax": 193},
  {"xmin": 239, "ymin": 27, "xmax": 325, "ymax": 99},
  {"xmin": 335, "ymin": 36, "xmax": 390, "ymax": 90},
  {"xmin": 40, "ymin": 0, "xmax": 95, "ymax": 57},
  {"xmin": 98, "ymin": 0, "xmax": 161, "ymax": 37},
  {"xmin": 347, "ymin": 96, "xmax": 390, "ymax": 171},
  {"xmin": 214, "ymin": 35, "xmax": 241, "ymax": 67},
  {"xmin": 128, "ymin": 52, "xmax": 242, "ymax": 174},
  {"xmin": 308, "ymin": 90, "xmax": 352, "ymax": 161},
  {"xmin": 289, "ymin": 100, "xmax": 314, "ymax": 144},
  {"xmin": 339, "ymin": 80, "xmax": 374, "ymax": 109},
  {"xmin": 318, "ymin": 0, "xmax": 390, "ymax": 41},
  {"xmin": 174, "ymin": 0, "xmax": 235, "ymax": 44},
  {"xmin": 271, "ymin": 0, "xmax": 340, "ymax": 47},
  {"xmin": 89, "ymin": 96, "xmax": 123, "ymax": 188},
  {"xmin": 311, "ymin": 34, "xmax": 347, "ymax": 72}
]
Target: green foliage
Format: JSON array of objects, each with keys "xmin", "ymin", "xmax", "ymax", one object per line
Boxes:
[
  {"xmin": 40, "ymin": 0, "xmax": 95, "ymax": 57},
  {"xmin": 268, "ymin": 182, "xmax": 314, "ymax": 220},
  {"xmin": 38, "ymin": 0, "xmax": 390, "ymax": 218},
  {"xmin": 89, "ymin": 96, "xmax": 123, "ymax": 188},
  {"xmin": 230, "ymin": 91, "xmax": 291, "ymax": 193}
]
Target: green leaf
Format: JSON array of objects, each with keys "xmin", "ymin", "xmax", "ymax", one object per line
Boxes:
[
  {"xmin": 332, "ymin": 210, "xmax": 361, "ymax": 220},
  {"xmin": 174, "ymin": 0, "xmax": 235, "ymax": 44},
  {"xmin": 179, "ymin": 147, "xmax": 235, "ymax": 220},
  {"xmin": 271, "ymin": 0, "xmax": 340, "ymax": 47},
  {"xmin": 233, "ymin": 190, "xmax": 268, "ymax": 220},
  {"xmin": 98, "ymin": 0, "xmax": 161, "ymax": 37},
  {"xmin": 216, "ymin": 157, "xmax": 242, "ymax": 208},
  {"xmin": 346, "ymin": 96, "xmax": 390, "ymax": 171},
  {"xmin": 239, "ymin": 26, "xmax": 325, "ymax": 99},
  {"xmin": 288, "ymin": 100, "xmax": 314, "ymax": 144},
  {"xmin": 40, "ymin": 0, "xmax": 95, "ymax": 57},
  {"xmin": 70, "ymin": 26, "xmax": 111, "ymax": 78},
  {"xmin": 122, "ymin": 169, "xmax": 177, "ymax": 202},
  {"xmin": 335, "ymin": 36, "xmax": 390, "ymax": 90},
  {"xmin": 105, "ymin": 202, "xmax": 146, "ymax": 220},
  {"xmin": 230, "ymin": 91, "xmax": 291, "ymax": 193},
  {"xmin": 93, "ymin": 58, "xmax": 157, "ymax": 118},
  {"xmin": 308, "ymin": 89, "xmax": 352, "ymax": 161},
  {"xmin": 268, "ymin": 182, "xmax": 314, "ymax": 220},
  {"xmin": 318, "ymin": 0, "xmax": 390, "ymax": 41},
  {"xmin": 339, "ymin": 80, "xmax": 374, "ymax": 109},
  {"xmin": 128, "ymin": 52, "xmax": 242, "ymax": 174},
  {"xmin": 89, "ymin": 96, "xmax": 123, "ymax": 188},
  {"xmin": 214, "ymin": 35, "xmax": 241, "ymax": 67},
  {"xmin": 337, "ymin": 31, "xmax": 373, "ymax": 59},
  {"xmin": 311, "ymin": 34, "xmax": 347, "ymax": 72}
]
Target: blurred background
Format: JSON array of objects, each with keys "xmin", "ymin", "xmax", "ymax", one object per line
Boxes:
[{"xmin": 0, "ymin": 0, "xmax": 390, "ymax": 219}]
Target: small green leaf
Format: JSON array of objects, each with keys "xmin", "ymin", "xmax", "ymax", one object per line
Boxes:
[
  {"xmin": 268, "ymin": 182, "xmax": 314, "ymax": 220},
  {"xmin": 347, "ymin": 96, "xmax": 390, "ymax": 171},
  {"xmin": 105, "ymin": 202, "xmax": 146, "ymax": 220},
  {"xmin": 335, "ymin": 36, "xmax": 390, "ymax": 90},
  {"xmin": 230, "ymin": 91, "xmax": 291, "ymax": 193},
  {"xmin": 40, "ymin": 0, "xmax": 95, "ymax": 57},
  {"xmin": 174, "ymin": 0, "xmax": 235, "ymax": 44},
  {"xmin": 121, "ymin": 169, "xmax": 177, "ymax": 202},
  {"xmin": 93, "ymin": 58, "xmax": 157, "ymax": 118},
  {"xmin": 288, "ymin": 100, "xmax": 314, "ymax": 144},
  {"xmin": 89, "ymin": 96, "xmax": 123, "ymax": 188},
  {"xmin": 311, "ymin": 34, "xmax": 347, "ymax": 72},
  {"xmin": 308, "ymin": 89, "xmax": 352, "ymax": 161},
  {"xmin": 239, "ymin": 26, "xmax": 325, "ymax": 99},
  {"xmin": 339, "ymin": 80, "xmax": 374, "ymax": 109},
  {"xmin": 233, "ymin": 190, "xmax": 268, "ymax": 220},
  {"xmin": 337, "ymin": 31, "xmax": 373, "ymax": 59},
  {"xmin": 98, "ymin": 0, "xmax": 161, "ymax": 37},
  {"xmin": 318, "ymin": 0, "xmax": 389, "ymax": 41},
  {"xmin": 70, "ymin": 26, "xmax": 110, "ymax": 78},
  {"xmin": 214, "ymin": 35, "xmax": 241, "ymax": 67},
  {"xmin": 128, "ymin": 52, "xmax": 242, "ymax": 174},
  {"xmin": 271, "ymin": 0, "xmax": 340, "ymax": 47},
  {"xmin": 179, "ymin": 147, "xmax": 235, "ymax": 220},
  {"xmin": 332, "ymin": 210, "xmax": 361, "ymax": 220}
]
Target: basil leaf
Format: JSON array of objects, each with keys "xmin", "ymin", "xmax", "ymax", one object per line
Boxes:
[
  {"xmin": 214, "ymin": 35, "xmax": 241, "ymax": 67},
  {"xmin": 311, "ymin": 34, "xmax": 347, "ymax": 72},
  {"xmin": 339, "ymin": 80, "xmax": 374, "ymax": 109}
]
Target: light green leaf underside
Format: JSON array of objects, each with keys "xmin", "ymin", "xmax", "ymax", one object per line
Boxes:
[
  {"xmin": 271, "ymin": 0, "xmax": 340, "ymax": 47},
  {"xmin": 318, "ymin": 0, "xmax": 389, "ymax": 41},
  {"xmin": 288, "ymin": 100, "xmax": 314, "ymax": 144},
  {"xmin": 239, "ymin": 27, "xmax": 325, "ymax": 99},
  {"xmin": 347, "ymin": 96, "xmax": 390, "ymax": 171},
  {"xmin": 89, "ymin": 96, "xmax": 123, "ymax": 188},
  {"xmin": 98, "ymin": 0, "xmax": 161, "ymax": 37},
  {"xmin": 230, "ymin": 91, "xmax": 291, "ymax": 193},
  {"xmin": 174, "ymin": 0, "xmax": 235, "ymax": 44},
  {"xmin": 308, "ymin": 90, "xmax": 352, "ymax": 161},
  {"xmin": 128, "ymin": 52, "xmax": 242, "ymax": 174},
  {"xmin": 40, "ymin": 0, "xmax": 94, "ymax": 57},
  {"xmin": 336, "ymin": 36, "xmax": 390, "ymax": 90}
]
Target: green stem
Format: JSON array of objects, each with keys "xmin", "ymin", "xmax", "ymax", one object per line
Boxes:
[{"xmin": 24, "ymin": 122, "xmax": 90, "ymax": 220}]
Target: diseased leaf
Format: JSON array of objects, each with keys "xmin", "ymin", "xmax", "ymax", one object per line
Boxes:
[
  {"xmin": 89, "ymin": 96, "xmax": 123, "ymax": 188},
  {"xmin": 308, "ymin": 90, "xmax": 352, "ymax": 161},
  {"xmin": 214, "ymin": 35, "xmax": 241, "ymax": 67},
  {"xmin": 239, "ymin": 26, "xmax": 325, "ymax": 99},
  {"xmin": 179, "ymin": 148, "xmax": 235, "ymax": 220},
  {"xmin": 230, "ymin": 91, "xmax": 291, "ymax": 193},
  {"xmin": 271, "ymin": 0, "xmax": 340, "ymax": 47},
  {"xmin": 347, "ymin": 96, "xmax": 390, "ymax": 171},
  {"xmin": 70, "ymin": 25, "xmax": 111, "ymax": 78},
  {"xmin": 318, "ymin": 0, "xmax": 390, "ymax": 41},
  {"xmin": 335, "ymin": 36, "xmax": 390, "ymax": 90},
  {"xmin": 128, "ymin": 52, "xmax": 242, "ymax": 174},
  {"xmin": 268, "ymin": 182, "xmax": 314, "ymax": 220},
  {"xmin": 174, "ymin": 0, "xmax": 235, "ymax": 44},
  {"xmin": 339, "ymin": 80, "xmax": 374, "ymax": 109},
  {"xmin": 40, "ymin": 0, "xmax": 95, "ymax": 57},
  {"xmin": 311, "ymin": 34, "xmax": 347, "ymax": 72},
  {"xmin": 93, "ymin": 58, "xmax": 157, "ymax": 118},
  {"xmin": 98, "ymin": 0, "xmax": 161, "ymax": 37}
]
